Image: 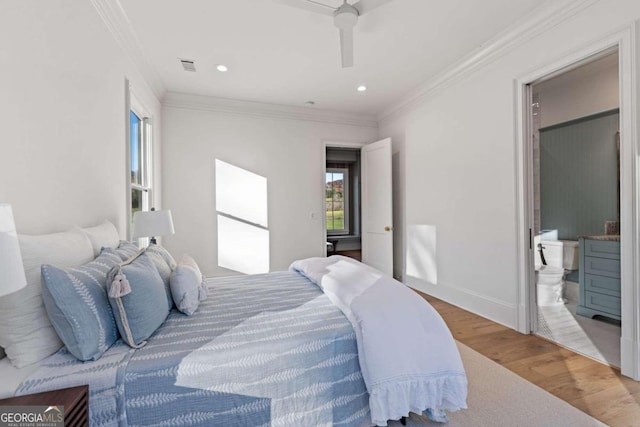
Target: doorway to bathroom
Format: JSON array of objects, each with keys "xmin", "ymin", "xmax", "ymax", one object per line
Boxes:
[{"xmin": 528, "ymin": 50, "xmax": 622, "ymax": 367}]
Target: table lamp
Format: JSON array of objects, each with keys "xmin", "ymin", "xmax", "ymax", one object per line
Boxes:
[
  {"xmin": 0, "ymin": 203, "xmax": 27, "ymax": 297},
  {"xmin": 132, "ymin": 208, "xmax": 175, "ymax": 245}
]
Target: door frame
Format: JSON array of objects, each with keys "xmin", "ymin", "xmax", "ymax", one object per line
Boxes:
[
  {"xmin": 514, "ymin": 23, "xmax": 639, "ymax": 379},
  {"xmin": 321, "ymin": 140, "xmax": 365, "ymax": 256}
]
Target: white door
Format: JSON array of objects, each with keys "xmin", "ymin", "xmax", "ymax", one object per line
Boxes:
[{"xmin": 361, "ymin": 138, "xmax": 393, "ymax": 276}]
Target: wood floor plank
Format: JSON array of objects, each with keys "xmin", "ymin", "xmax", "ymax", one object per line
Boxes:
[
  {"xmin": 416, "ymin": 291, "xmax": 640, "ymax": 426},
  {"xmin": 536, "ymin": 363, "xmax": 623, "ymax": 401},
  {"xmin": 504, "ymin": 348, "xmax": 598, "ymax": 381},
  {"xmin": 569, "ymin": 386, "xmax": 640, "ymax": 427}
]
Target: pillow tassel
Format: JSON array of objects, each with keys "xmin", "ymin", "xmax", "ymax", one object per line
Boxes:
[
  {"xmin": 110, "ymin": 271, "xmax": 132, "ymax": 298},
  {"xmin": 121, "ymin": 276, "xmax": 132, "ymax": 295},
  {"xmin": 109, "ymin": 280, "xmax": 121, "ymax": 298}
]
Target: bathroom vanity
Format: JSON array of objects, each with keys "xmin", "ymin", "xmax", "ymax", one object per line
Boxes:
[{"xmin": 577, "ymin": 236, "xmax": 621, "ymax": 321}]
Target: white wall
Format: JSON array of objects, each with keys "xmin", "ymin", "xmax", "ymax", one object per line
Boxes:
[
  {"xmin": 162, "ymin": 96, "xmax": 378, "ymax": 276},
  {"xmin": 379, "ymin": 0, "xmax": 640, "ymax": 327},
  {"xmin": 0, "ymin": 0, "xmax": 161, "ymax": 236},
  {"xmin": 537, "ymin": 52, "xmax": 619, "ymax": 128}
]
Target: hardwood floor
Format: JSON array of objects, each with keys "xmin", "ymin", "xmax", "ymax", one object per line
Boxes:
[
  {"xmin": 419, "ymin": 292, "xmax": 640, "ymax": 427},
  {"xmin": 335, "ymin": 250, "xmax": 361, "ymax": 261}
]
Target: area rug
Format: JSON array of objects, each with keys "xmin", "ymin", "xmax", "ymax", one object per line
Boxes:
[{"xmin": 387, "ymin": 342, "xmax": 607, "ymax": 426}]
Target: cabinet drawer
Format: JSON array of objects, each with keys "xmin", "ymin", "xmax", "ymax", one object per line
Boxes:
[
  {"xmin": 584, "ymin": 256, "xmax": 621, "ymax": 279},
  {"xmin": 584, "ymin": 239, "xmax": 620, "ymax": 260},
  {"xmin": 584, "ymin": 274, "xmax": 621, "ymax": 297},
  {"xmin": 584, "ymin": 291, "xmax": 621, "ymax": 317}
]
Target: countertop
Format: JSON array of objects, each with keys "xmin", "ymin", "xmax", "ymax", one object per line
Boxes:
[{"xmin": 580, "ymin": 234, "xmax": 620, "ymax": 242}]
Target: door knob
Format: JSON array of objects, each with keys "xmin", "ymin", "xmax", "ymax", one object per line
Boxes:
[{"xmin": 384, "ymin": 226, "xmax": 392, "ymax": 232}]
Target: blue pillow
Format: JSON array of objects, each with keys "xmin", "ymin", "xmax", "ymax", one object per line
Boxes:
[
  {"xmin": 107, "ymin": 253, "xmax": 170, "ymax": 347},
  {"xmin": 146, "ymin": 244, "xmax": 176, "ymax": 270},
  {"xmin": 113, "ymin": 240, "xmax": 140, "ymax": 261},
  {"xmin": 41, "ymin": 248, "xmax": 122, "ymax": 361},
  {"xmin": 145, "ymin": 245, "xmax": 176, "ymax": 311}
]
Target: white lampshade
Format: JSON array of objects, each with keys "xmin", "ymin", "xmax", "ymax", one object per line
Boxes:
[
  {"xmin": 132, "ymin": 209, "xmax": 175, "ymax": 240},
  {"xmin": 0, "ymin": 204, "xmax": 27, "ymax": 297}
]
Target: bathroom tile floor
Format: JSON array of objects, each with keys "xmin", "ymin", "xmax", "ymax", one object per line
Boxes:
[{"xmin": 536, "ymin": 298, "xmax": 621, "ymax": 367}]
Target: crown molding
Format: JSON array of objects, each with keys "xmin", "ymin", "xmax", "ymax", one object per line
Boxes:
[
  {"xmin": 163, "ymin": 92, "xmax": 379, "ymax": 128},
  {"xmin": 90, "ymin": 0, "xmax": 166, "ymax": 101},
  {"xmin": 377, "ymin": 0, "xmax": 600, "ymax": 126}
]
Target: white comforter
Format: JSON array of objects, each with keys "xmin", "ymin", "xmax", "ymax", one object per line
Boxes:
[{"xmin": 290, "ymin": 256, "xmax": 467, "ymax": 426}]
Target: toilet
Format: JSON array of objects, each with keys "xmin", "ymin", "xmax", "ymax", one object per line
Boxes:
[
  {"xmin": 559, "ymin": 240, "xmax": 579, "ymax": 271},
  {"xmin": 534, "ymin": 236, "xmax": 565, "ymax": 306}
]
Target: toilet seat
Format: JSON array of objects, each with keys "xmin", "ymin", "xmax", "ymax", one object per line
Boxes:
[{"xmin": 537, "ymin": 265, "xmax": 564, "ymax": 275}]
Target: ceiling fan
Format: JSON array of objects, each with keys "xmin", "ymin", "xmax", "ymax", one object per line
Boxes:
[{"xmin": 275, "ymin": 0, "xmax": 393, "ymax": 68}]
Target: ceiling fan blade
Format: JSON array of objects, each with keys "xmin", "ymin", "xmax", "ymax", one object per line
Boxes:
[
  {"xmin": 273, "ymin": 0, "xmax": 336, "ymax": 17},
  {"xmin": 339, "ymin": 28, "xmax": 354, "ymax": 68},
  {"xmin": 352, "ymin": 0, "xmax": 393, "ymax": 15}
]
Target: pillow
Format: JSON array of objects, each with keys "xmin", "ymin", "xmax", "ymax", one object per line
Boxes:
[
  {"xmin": 82, "ymin": 220, "xmax": 120, "ymax": 257},
  {"xmin": 145, "ymin": 245, "xmax": 177, "ymax": 311},
  {"xmin": 114, "ymin": 240, "xmax": 140, "ymax": 261},
  {"xmin": 107, "ymin": 253, "xmax": 170, "ymax": 347},
  {"xmin": 0, "ymin": 228, "xmax": 94, "ymax": 368},
  {"xmin": 146, "ymin": 244, "xmax": 177, "ymax": 270},
  {"xmin": 170, "ymin": 254, "xmax": 207, "ymax": 316},
  {"xmin": 40, "ymin": 248, "xmax": 122, "ymax": 361}
]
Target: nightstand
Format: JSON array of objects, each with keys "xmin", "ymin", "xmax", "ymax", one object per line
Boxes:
[{"xmin": 0, "ymin": 385, "xmax": 88, "ymax": 426}]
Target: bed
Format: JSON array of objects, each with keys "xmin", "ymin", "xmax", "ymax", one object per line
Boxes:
[
  {"xmin": 16, "ymin": 271, "xmax": 369, "ymax": 426},
  {"xmin": 2, "ymin": 222, "xmax": 466, "ymax": 426}
]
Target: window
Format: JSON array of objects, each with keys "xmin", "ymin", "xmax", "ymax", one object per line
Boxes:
[
  {"xmin": 326, "ymin": 168, "xmax": 349, "ymax": 235},
  {"xmin": 129, "ymin": 108, "xmax": 152, "ymax": 240}
]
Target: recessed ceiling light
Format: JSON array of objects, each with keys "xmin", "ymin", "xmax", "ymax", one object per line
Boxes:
[
  {"xmin": 357, "ymin": 85, "xmax": 367, "ymax": 92},
  {"xmin": 216, "ymin": 64, "xmax": 228, "ymax": 72}
]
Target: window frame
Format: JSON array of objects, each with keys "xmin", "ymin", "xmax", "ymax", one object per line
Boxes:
[
  {"xmin": 130, "ymin": 111, "xmax": 152, "ymax": 209},
  {"xmin": 326, "ymin": 167, "xmax": 350, "ymax": 236},
  {"xmin": 126, "ymin": 86, "xmax": 154, "ymax": 244}
]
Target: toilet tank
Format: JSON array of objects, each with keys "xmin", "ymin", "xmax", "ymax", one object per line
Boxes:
[
  {"xmin": 534, "ymin": 237, "xmax": 564, "ymax": 268},
  {"xmin": 539, "ymin": 229, "xmax": 559, "ymax": 241},
  {"xmin": 560, "ymin": 240, "xmax": 579, "ymax": 270}
]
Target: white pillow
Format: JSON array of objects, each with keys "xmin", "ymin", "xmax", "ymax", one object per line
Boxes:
[
  {"xmin": 169, "ymin": 254, "xmax": 207, "ymax": 316},
  {"xmin": 82, "ymin": 220, "xmax": 120, "ymax": 257},
  {"xmin": 0, "ymin": 228, "xmax": 94, "ymax": 368}
]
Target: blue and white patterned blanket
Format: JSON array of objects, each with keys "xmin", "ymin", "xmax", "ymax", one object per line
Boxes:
[{"xmin": 17, "ymin": 272, "xmax": 370, "ymax": 426}]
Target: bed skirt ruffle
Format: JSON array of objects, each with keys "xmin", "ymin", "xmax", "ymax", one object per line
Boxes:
[{"xmin": 369, "ymin": 373, "xmax": 468, "ymax": 426}]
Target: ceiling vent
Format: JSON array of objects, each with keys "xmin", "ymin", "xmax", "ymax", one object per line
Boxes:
[{"xmin": 180, "ymin": 59, "xmax": 196, "ymax": 72}]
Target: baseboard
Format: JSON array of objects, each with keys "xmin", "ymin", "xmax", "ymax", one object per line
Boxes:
[{"xmin": 405, "ymin": 276, "xmax": 517, "ymax": 329}]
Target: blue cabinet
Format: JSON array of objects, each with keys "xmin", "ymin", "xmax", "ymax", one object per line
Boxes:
[{"xmin": 577, "ymin": 237, "xmax": 621, "ymax": 320}]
